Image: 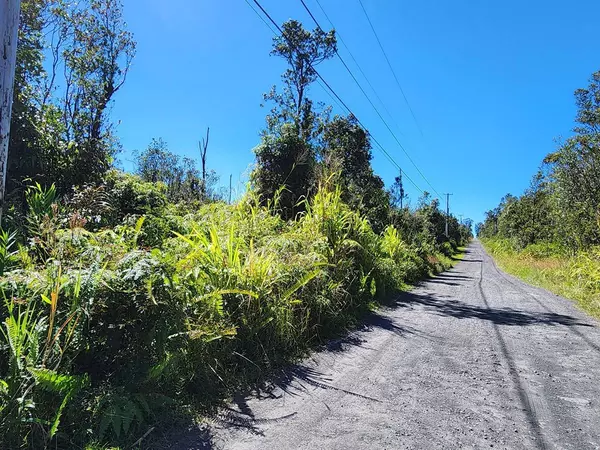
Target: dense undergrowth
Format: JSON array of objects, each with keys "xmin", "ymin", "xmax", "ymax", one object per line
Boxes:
[
  {"xmin": 482, "ymin": 238, "xmax": 600, "ymax": 318},
  {"xmin": 0, "ymin": 174, "xmax": 462, "ymax": 449}
]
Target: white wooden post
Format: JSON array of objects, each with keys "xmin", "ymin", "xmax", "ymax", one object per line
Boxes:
[{"xmin": 0, "ymin": 0, "xmax": 21, "ymax": 219}]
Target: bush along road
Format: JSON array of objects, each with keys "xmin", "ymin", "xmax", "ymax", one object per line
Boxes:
[{"xmin": 184, "ymin": 241, "xmax": 600, "ymax": 450}]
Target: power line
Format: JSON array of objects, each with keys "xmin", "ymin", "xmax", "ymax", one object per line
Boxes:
[
  {"xmin": 300, "ymin": 0, "xmax": 398, "ymax": 134},
  {"xmin": 316, "ymin": 79, "xmax": 345, "ymax": 113},
  {"xmin": 250, "ymin": 0, "xmax": 353, "ymax": 130},
  {"xmin": 357, "ymin": 0, "xmax": 423, "ymax": 137},
  {"xmin": 299, "ymin": 0, "xmax": 440, "ymax": 198},
  {"xmin": 315, "ymin": 79, "xmax": 422, "ymax": 193},
  {"xmin": 370, "ymin": 134, "xmax": 423, "ymax": 193},
  {"xmin": 247, "ymin": 0, "xmax": 425, "ymax": 194},
  {"xmin": 313, "ymin": 0, "xmax": 404, "ymax": 136},
  {"xmin": 244, "ymin": 0, "xmax": 278, "ymax": 35}
]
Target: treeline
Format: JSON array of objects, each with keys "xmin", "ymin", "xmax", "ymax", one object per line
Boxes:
[
  {"xmin": 0, "ymin": 3, "xmax": 471, "ymax": 449},
  {"xmin": 477, "ymin": 70, "xmax": 600, "ymax": 319},
  {"xmin": 477, "ymin": 69, "xmax": 600, "ymax": 253}
]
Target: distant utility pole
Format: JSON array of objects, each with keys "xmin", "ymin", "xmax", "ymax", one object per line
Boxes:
[
  {"xmin": 0, "ymin": 0, "xmax": 21, "ymax": 220},
  {"xmin": 444, "ymin": 193, "xmax": 453, "ymax": 238},
  {"xmin": 228, "ymin": 174, "xmax": 232, "ymax": 204}
]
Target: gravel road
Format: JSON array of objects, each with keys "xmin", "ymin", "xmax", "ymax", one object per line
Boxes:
[{"xmin": 182, "ymin": 241, "xmax": 600, "ymax": 449}]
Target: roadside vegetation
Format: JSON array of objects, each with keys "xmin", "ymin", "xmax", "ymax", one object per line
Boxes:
[
  {"xmin": 478, "ymin": 70, "xmax": 600, "ymax": 319},
  {"xmin": 0, "ymin": 2, "xmax": 472, "ymax": 448},
  {"xmin": 483, "ymin": 239, "xmax": 600, "ymax": 318}
]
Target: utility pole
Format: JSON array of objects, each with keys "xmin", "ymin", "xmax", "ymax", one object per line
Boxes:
[
  {"xmin": 228, "ymin": 174, "xmax": 232, "ymax": 204},
  {"xmin": 444, "ymin": 193, "xmax": 453, "ymax": 238},
  {"xmin": 0, "ymin": 0, "xmax": 21, "ymax": 220}
]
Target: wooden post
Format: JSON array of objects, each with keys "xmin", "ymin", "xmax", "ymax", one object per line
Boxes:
[{"xmin": 0, "ymin": 0, "xmax": 21, "ymax": 219}]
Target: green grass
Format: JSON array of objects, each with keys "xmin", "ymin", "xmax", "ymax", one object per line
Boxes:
[
  {"xmin": 482, "ymin": 238, "xmax": 600, "ymax": 319},
  {"xmin": 451, "ymin": 246, "xmax": 466, "ymax": 265}
]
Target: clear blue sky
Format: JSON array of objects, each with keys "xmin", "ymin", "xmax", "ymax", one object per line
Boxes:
[{"xmin": 111, "ymin": 0, "xmax": 599, "ymax": 225}]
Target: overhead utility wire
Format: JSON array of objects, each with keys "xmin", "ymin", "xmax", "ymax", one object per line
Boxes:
[
  {"xmin": 244, "ymin": 0, "xmax": 278, "ymax": 35},
  {"xmin": 247, "ymin": 0, "xmax": 425, "ymax": 193},
  {"xmin": 357, "ymin": 0, "xmax": 424, "ymax": 138},
  {"xmin": 309, "ymin": 0, "xmax": 404, "ymax": 136},
  {"xmin": 299, "ymin": 0, "xmax": 439, "ymax": 197},
  {"xmin": 314, "ymin": 77, "xmax": 423, "ymax": 194}
]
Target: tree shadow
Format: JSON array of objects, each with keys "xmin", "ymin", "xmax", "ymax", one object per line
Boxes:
[
  {"xmin": 201, "ymin": 305, "xmax": 422, "ymax": 440},
  {"xmin": 432, "ymin": 274, "xmax": 472, "ymax": 280},
  {"xmin": 395, "ymin": 291, "xmax": 593, "ymax": 328},
  {"xmin": 267, "ymin": 365, "xmax": 384, "ymax": 404},
  {"xmin": 159, "ymin": 423, "xmax": 215, "ymax": 450},
  {"xmin": 427, "ymin": 279, "xmax": 462, "ymax": 287}
]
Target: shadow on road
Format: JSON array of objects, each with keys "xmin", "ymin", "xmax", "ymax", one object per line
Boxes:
[
  {"xmin": 161, "ymin": 424, "xmax": 215, "ymax": 450},
  {"xmin": 432, "ymin": 274, "xmax": 472, "ymax": 280},
  {"xmin": 191, "ymin": 306, "xmax": 421, "ymax": 443},
  {"xmin": 396, "ymin": 290, "xmax": 592, "ymax": 328}
]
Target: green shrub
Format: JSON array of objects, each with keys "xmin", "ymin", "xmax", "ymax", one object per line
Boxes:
[
  {"xmin": 522, "ymin": 242, "xmax": 564, "ymax": 259},
  {"xmin": 441, "ymin": 241, "xmax": 454, "ymax": 257}
]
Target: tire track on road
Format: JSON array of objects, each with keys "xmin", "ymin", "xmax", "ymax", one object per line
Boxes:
[
  {"xmin": 485, "ymin": 252, "xmax": 600, "ymax": 355},
  {"xmin": 477, "ymin": 254, "xmax": 548, "ymax": 450}
]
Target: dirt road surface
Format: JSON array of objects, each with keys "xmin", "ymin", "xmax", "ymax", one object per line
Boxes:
[{"xmin": 179, "ymin": 241, "xmax": 600, "ymax": 449}]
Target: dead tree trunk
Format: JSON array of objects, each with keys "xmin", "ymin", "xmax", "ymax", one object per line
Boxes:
[{"xmin": 199, "ymin": 127, "xmax": 209, "ymax": 199}]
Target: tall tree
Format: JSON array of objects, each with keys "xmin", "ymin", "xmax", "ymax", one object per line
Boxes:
[
  {"xmin": 53, "ymin": 0, "xmax": 136, "ymax": 186},
  {"xmin": 6, "ymin": 0, "xmax": 135, "ymax": 196},
  {"xmin": 264, "ymin": 20, "xmax": 336, "ymax": 141},
  {"xmin": 544, "ymin": 70, "xmax": 600, "ymax": 249},
  {"xmin": 199, "ymin": 127, "xmax": 209, "ymax": 198},
  {"xmin": 253, "ymin": 20, "xmax": 336, "ymax": 219}
]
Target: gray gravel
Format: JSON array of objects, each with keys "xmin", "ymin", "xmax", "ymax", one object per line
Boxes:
[{"xmin": 181, "ymin": 241, "xmax": 600, "ymax": 449}]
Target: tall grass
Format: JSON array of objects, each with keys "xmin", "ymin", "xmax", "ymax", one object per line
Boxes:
[{"xmin": 482, "ymin": 238, "xmax": 600, "ymax": 318}]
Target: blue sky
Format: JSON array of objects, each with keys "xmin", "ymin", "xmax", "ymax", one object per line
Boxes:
[{"xmin": 111, "ymin": 0, "xmax": 599, "ymax": 225}]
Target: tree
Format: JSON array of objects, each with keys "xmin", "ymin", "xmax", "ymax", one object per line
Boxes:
[
  {"xmin": 137, "ymin": 138, "xmax": 219, "ymax": 203},
  {"xmin": 6, "ymin": 0, "xmax": 136, "ymax": 196},
  {"xmin": 389, "ymin": 173, "xmax": 406, "ymax": 209},
  {"xmin": 2, "ymin": 0, "xmax": 25, "ymax": 216},
  {"xmin": 253, "ymin": 124, "xmax": 314, "ymax": 219},
  {"xmin": 264, "ymin": 20, "xmax": 336, "ymax": 141},
  {"xmin": 543, "ymin": 70, "xmax": 600, "ymax": 249},
  {"xmin": 321, "ymin": 114, "xmax": 389, "ymax": 231},
  {"xmin": 461, "ymin": 218, "xmax": 474, "ymax": 242},
  {"xmin": 253, "ymin": 20, "xmax": 336, "ymax": 219},
  {"xmin": 199, "ymin": 127, "xmax": 209, "ymax": 198},
  {"xmin": 475, "ymin": 222, "xmax": 483, "ymax": 237},
  {"xmin": 54, "ymin": 0, "xmax": 136, "ymax": 186},
  {"xmin": 137, "ymin": 138, "xmax": 178, "ymax": 184}
]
